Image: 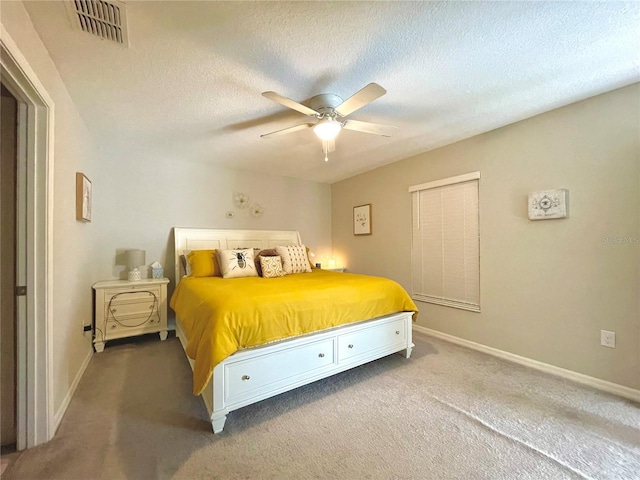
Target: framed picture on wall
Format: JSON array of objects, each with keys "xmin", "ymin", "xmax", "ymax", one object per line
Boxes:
[
  {"xmin": 353, "ymin": 204, "xmax": 372, "ymax": 236},
  {"xmin": 76, "ymin": 172, "xmax": 92, "ymax": 222},
  {"xmin": 528, "ymin": 189, "xmax": 569, "ymax": 220}
]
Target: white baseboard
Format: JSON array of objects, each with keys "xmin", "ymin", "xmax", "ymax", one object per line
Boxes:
[
  {"xmin": 413, "ymin": 325, "xmax": 640, "ymax": 403},
  {"xmin": 53, "ymin": 347, "xmax": 93, "ymax": 432}
]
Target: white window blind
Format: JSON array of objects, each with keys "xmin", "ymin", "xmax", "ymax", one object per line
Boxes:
[{"xmin": 409, "ymin": 172, "xmax": 480, "ymax": 312}]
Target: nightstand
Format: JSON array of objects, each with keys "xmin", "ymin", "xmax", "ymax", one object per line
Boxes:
[
  {"xmin": 92, "ymin": 278, "xmax": 169, "ymax": 352},
  {"xmin": 322, "ymin": 267, "xmax": 346, "ymax": 273}
]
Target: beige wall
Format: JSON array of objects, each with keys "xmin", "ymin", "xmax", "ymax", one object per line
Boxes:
[
  {"xmin": 90, "ymin": 156, "xmax": 332, "ymax": 294},
  {"xmin": 2, "ymin": 0, "xmax": 332, "ymax": 425},
  {"xmin": 332, "ymin": 84, "xmax": 640, "ymax": 390},
  {"xmin": 2, "ymin": 1, "xmax": 99, "ymax": 419}
]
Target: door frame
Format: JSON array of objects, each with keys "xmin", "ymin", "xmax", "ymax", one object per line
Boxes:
[{"xmin": 1, "ymin": 26, "xmax": 54, "ymax": 448}]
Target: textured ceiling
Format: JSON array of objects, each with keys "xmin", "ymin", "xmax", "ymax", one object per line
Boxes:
[{"xmin": 23, "ymin": 1, "xmax": 640, "ymax": 184}]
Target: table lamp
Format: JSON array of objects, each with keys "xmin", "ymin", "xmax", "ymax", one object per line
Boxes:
[{"xmin": 126, "ymin": 249, "xmax": 146, "ymax": 281}]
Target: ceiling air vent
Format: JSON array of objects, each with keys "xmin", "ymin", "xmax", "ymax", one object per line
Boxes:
[{"xmin": 65, "ymin": 0, "xmax": 129, "ymax": 46}]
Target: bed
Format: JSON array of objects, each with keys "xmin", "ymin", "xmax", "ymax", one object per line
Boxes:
[{"xmin": 171, "ymin": 227, "xmax": 417, "ymax": 434}]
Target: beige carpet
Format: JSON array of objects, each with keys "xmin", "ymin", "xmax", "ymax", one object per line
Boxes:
[{"xmin": 3, "ymin": 331, "xmax": 639, "ymax": 480}]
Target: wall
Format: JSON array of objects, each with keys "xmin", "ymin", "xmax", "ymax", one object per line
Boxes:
[
  {"xmin": 2, "ymin": 1, "xmax": 332, "ymax": 427},
  {"xmin": 1, "ymin": 0, "xmax": 99, "ymax": 421},
  {"xmin": 332, "ymin": 84, "xmax": 640, "ymax": 390},
  {"xmin": 90, "ymin": 156, "xmax": 332, "ymax": 293}
]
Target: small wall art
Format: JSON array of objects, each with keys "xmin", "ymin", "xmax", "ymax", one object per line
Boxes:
[
  {"xmin": 228, "ymin": 192, "xmax": 265, "ymax": 219},
  {"xmin": 353, "ymin": 203, "xmax": 372, "ymax": 235},
  {"xmin": 528, "ymin": 189, "xmax": 569, "ymax": 220},
  {"xmin": 76, "ymin": 172, "xmax": 92, "ymax": 222}
]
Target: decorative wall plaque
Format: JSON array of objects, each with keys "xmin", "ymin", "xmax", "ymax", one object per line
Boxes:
[{"xmin": 528, "ymin": 189, "xmax": 568, "ymax": 220}]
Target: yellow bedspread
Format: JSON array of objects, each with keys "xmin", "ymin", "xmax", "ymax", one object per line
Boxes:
[{"xmin": 170, "ymin": 269, "xmax": 418, "ymax": 395}]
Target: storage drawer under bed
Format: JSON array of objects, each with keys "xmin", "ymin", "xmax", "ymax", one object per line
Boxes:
[
  {"xmin": 224, "ymin": 337, "xmax": 336, "ymax": 404},
  {"xmin": 337, "ymin": 316, "xmax": 407, "ymax": 363}
]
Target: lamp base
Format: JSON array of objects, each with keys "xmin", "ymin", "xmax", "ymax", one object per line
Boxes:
[{"xmin": 128, "ymin": 268, "xmax": 142, "ymax": 281}]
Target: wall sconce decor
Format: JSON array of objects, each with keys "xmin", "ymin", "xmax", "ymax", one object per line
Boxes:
[
  {"xmin": 233, "ymin": 192, "xmax": 250, "ymax": 209},
  {"xmin": 229, "ymin": 192, "xmax": 265, "ymax": 219},
  {"xmin": 250, "ymin": 204, "xmax": 264, "ymax": 217}
]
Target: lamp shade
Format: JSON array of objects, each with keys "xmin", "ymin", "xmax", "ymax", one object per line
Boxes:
[
  {"xmin": 313, "ymin": 118, "xmax": 341, "ymax": 140},
  {"xmin": 125, "ymin": 249, "xmax": 146, "ymax": 268}
]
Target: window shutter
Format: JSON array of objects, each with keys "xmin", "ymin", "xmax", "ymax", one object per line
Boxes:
[{"xmin": 410, "ymin": 173, "xmax": 480, "ymax": 312}]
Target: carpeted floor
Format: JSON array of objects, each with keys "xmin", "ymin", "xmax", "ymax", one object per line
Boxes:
[{"xmin": 3, "ymin": 331, "xmax": 639, "ymax": 480}]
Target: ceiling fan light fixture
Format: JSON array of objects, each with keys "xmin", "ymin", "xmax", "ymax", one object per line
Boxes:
[{"xmin": 313, "ymin": 118, "xmax": 341, "ymax": 140}]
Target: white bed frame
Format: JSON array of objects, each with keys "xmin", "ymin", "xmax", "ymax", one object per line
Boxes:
[{"xmin": 173, "ymin": 227, "xmax": 414, "ymax": 434}]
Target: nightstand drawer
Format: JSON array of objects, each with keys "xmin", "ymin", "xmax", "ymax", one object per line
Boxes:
[
  {"xmin": 105, "ymin": 282, "xmax": 161, "ymax": 293},
  {"xmin": 104, "ymin": 288, "xmax": 161, "ymax": 305},
  {"xmin": 104, "ymin": 305, "xmax": 159, "ymax": 324},
  {"xmin": 105, "ymin": 295, "xmax": 158, "ymax": 317},
  {"xmin": 104, "ymin": 314, "xmax": 162, "ymax": 337}
]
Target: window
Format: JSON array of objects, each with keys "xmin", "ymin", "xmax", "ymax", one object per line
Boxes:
[{"xmin": 409, "ymin": 172, "xmax": 480, "ymax": 312}]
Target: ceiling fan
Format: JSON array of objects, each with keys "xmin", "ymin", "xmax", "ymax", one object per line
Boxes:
[{"xmin": 260, "ymin": 83, "xmax": 397, "ymax": 161}]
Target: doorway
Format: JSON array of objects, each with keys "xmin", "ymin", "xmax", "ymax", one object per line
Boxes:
[
  {"xmin": 1, "ymin": 30, "xmax": 54, "ymax": 449},
  {"xmin": 1, "ymin": 84, "xmax": 18, "ymax": 453}
]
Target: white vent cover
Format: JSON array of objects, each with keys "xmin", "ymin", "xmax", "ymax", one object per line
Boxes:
[{"xmin": 65, "ymin": 0, "xmax": 129, "ymax": 46}]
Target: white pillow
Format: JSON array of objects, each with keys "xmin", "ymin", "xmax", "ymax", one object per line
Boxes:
[
  {"xmin": 217, "ymin": 249, "xmax": 259, "ymax": 279},
  {"xmin": 275, "ymin": 245, "xmax": 312, "ymax": 274}
]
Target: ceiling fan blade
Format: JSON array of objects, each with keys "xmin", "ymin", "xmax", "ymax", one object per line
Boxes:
[
  {"xmin": 262, "ymin": 91, "xmax": 319, "ymax": 116},
  {"xmin": 260, "ymin": 123, "xmax": 314, "ymax": 138},
  {"xmin": 342, "ymin": 119, "xmax": 397, "ymax": 137},
  {"xmin": 334, "ymin": 83, "xmax": 387, "ymax": 117}
]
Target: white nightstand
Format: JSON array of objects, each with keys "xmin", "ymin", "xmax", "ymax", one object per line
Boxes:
[
  {"xmin": 322, "ymin": 267, "xmax": 346, "ymax": 273},
  {"xmin": 92, "ymin": 278, "xmax": 169, "ymax": 352}
]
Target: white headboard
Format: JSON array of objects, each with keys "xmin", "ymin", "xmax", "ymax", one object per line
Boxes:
[{"xmin": 173, "ymin": 228, "xmax": 302, "ymax": 283}]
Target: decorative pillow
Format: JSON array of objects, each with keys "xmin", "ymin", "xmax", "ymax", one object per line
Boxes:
[
  {"xmin": 180, "ymin": 253, "xmax": 191, "ymax": 276},
  {"xmin": 305, "ymin": 246, "xmax": 315, "ymax": 269},
  {"xmin": 259, "ymin": 256, "xmax": 285, "ymax": 278},
  {"xmin": 217, "ymin": 249, "xmax": 259, "ymax": 279},
  {"xmin": 275, "ymin": 245, "xmax": 312, "ymax": 274},
  {"xmin": 254, "ymin": 248, "xmax": 279, "ymax": 276},
  {"xmin": 186, "ymin": 249, "xmax": 221, "ymax": 277}
]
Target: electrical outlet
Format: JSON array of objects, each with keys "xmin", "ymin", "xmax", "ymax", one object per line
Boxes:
[{"xmin": 600, "ymin": 330, "xmax": 616, "ymax": 348}]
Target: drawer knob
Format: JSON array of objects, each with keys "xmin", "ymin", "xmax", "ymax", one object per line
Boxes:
[
  {"xmin": 111, "ymin": 324, "xmax": 116, "ymax": 329},
  {"xmin": 241, "ymin": 375, "xmax": 250, "ymax": 381},
  {"xmin": 348, "ymin": 344, "xmax": 354, "ymax": 349},
  {"xmin": 396, "ymin": 330, "xmax": 400, "ymax": 335},
  {"xmin": 111, "ymin": 308, "xmax": 117, "ymax": 313},
  {"xmin": 318, "ymin": 353, "xmax": 325, "ymax": 358},
  {"xmin": 149, "ymin": 305, "xmax": 153, "ymax": 309}
]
